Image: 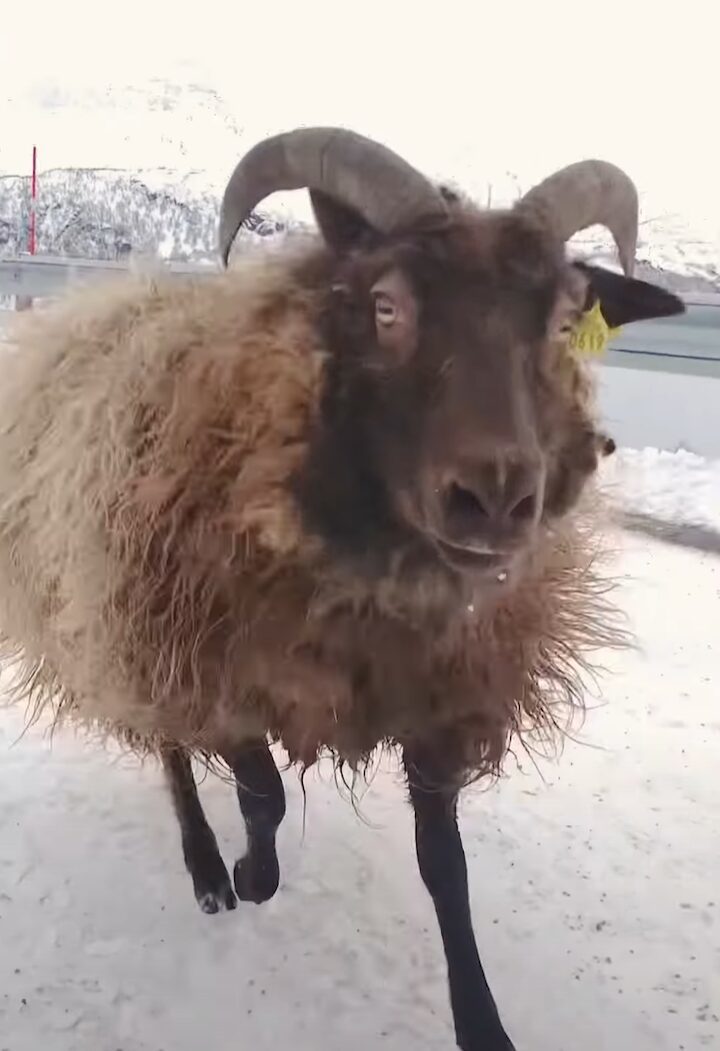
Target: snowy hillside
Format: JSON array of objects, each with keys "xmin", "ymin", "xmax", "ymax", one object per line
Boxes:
[
  {"xmin": 0, "ymin": 77, "xmax": 293, "ymax": 261},
  {"xmin": 0, "ymin": 77, "xmax": 245, "ymax": 179},
  {"xmin": 572, "ymin": 224, "xmax": 720, "ymax": 293},
  {"xmin": 4, "ymin": 161, "xmax": 719, "ymax": 295},
  {"xmin": 2, "ymin": 76, "xmax": 720, "ymax": 287},
  {"xmin": 0, "ymin": 167, "xmax": 286, "ymax": 262}
]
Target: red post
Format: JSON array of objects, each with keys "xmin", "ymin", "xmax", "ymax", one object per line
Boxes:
[{"xmin": 29, "ymin": 145, "xmax": 37, "ymax": 255}]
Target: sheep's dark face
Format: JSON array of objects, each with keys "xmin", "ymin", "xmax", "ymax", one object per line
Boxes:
[{"xmin": 297, "ymin": 211, "xmax": 682, "ymax": 585}]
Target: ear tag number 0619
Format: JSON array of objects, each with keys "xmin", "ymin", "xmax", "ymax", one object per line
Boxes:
[{"xmin": 569, "ymin": 300, "xmax": 622, "ymax": 357}]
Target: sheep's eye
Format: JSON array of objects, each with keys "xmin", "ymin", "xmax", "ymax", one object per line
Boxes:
[{"xmin": 374, "ymin": 295, "xmax": 397, "ymax": 326}]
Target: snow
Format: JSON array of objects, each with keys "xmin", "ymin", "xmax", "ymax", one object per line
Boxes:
[
  {"xmin": 0, "ymin": 449, "xmax": 718, "ymax": 1049},
  {"xmin": 602, "ymin": 448, "xmax": 720, "ymax": 530}
]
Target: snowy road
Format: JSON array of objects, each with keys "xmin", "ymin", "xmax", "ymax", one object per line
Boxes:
[{"xmin": 0, "ymin": 483, "xmax": 718, "ymax": 1050}]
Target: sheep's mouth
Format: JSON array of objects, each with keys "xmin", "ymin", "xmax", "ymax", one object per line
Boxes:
[{"xmin": 433, "ymin": 537, "xmax": 508, "ymax": 575}]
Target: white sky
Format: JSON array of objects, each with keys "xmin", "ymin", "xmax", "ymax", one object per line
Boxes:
[{"xmin": 0, "ymin": 0, "xmax": 718, "ymax": 235}]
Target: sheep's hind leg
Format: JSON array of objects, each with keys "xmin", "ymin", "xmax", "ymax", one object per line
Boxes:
[
  {"xmin": 161, "ymin": 746, "xmax": 237, "ymax": 914},
  {"xmin": 403, "ymin": 742, "xmax": 516, "ymax": 1051},
  {"xmin": 221, "ymin": 739, "xmax": 286, "ymax": 905}
]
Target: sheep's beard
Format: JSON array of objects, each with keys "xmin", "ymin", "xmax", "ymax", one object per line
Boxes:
[{"xmin": 251, "ymin": 487, "xmax": 630, "ymax": 780}]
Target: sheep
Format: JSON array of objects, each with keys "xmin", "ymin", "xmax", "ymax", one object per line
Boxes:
[{"xmin": 0, "ymin": 127, "xmax": 684, "ymax": 1050}]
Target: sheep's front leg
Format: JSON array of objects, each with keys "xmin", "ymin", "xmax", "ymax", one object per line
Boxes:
[
  {"xmin": 220, "ymin": 739, "xmax": 286, "ymax": 905},
  {"xmin": 161, "ymin": 746, "xmax": 237, "ymax": 914},
  {"xmin": 403, "ymin": 743, "xmax": 516, "ymax": 1051}
]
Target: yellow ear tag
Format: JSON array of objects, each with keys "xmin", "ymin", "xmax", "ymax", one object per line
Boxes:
[{"xmin": 568, "ymin": 300, "xmax": 622, "ymax": 357}]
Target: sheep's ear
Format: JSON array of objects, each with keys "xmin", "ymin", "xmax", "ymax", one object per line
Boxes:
[
  {"xmin": 575, "ymin": 263, "xmax": 686, "ymax": 328},
  {"xmin": 309, "ymin": 189, "xmax": 376, "ymax": 252}
]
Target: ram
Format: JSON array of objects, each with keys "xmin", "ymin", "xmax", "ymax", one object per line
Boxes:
[{"xmin": 0, "ymin": 128, "xmax": 683, "ymax": 1049}]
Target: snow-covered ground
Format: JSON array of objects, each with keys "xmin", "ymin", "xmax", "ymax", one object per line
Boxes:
[
  {"xmin": 0, "ymin": 450, "xmax": 718, "ymax": 1050},
  {"xmin": 604, "ymin": 448, "xmax": 720, "ymax": 530}
]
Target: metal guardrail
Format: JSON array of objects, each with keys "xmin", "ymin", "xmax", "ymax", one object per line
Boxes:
[
  {"xmin": 607, "ymin": 299, "xmax": 720, "ymax": 378},
  {"xmin": 0, "ymin": 254, "xmax": 217, "ymax": 300},
  {"xmin": 2, "ymin": 254, "xmax": 720, "ymax": 377}
]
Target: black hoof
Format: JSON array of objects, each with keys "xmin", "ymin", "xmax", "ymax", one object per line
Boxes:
[
  {"xmin": 184, "ymin": 837, "xmax": 237, "ymax": 915},
  {"xmin": 196, "ymin": 881, "xmax": 237, "ymax": 914},
  {"xmin": 233, "ymin": 846, "xmax": 280, "ymax": 904}
]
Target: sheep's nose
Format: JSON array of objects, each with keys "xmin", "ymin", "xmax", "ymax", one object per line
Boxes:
[{"xmin": 441, "ymin": 460, "xmax": 543, "ymax": 545}]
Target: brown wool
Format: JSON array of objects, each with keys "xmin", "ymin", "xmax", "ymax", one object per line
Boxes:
[{"xmin": 0, "ymin": 247, "xmax": 629, "ymax": 786}]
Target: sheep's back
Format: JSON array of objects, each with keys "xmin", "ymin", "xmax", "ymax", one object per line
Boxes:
[{"xmin": 0, "ymin": 259, "xmax": 327, "ymax": 744}]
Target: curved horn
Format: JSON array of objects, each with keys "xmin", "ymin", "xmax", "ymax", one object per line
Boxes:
[
  {"xmin": 516, "ymin": 160, "xmax": 639, "ymax": 275},
  {"xmin": 218, "ymin": 127, "xmax": 448, "ymax": 266}
]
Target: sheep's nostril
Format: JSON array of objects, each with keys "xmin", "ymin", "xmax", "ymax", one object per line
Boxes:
[
  {"xmin": 508, "ymin": 493, "xmax": 537, "ymax": 521},
  {"xmin": 442, "ymin": 468, "xmax": 542, "ymax": 536},
  {"xmin": 445, "ymin": 481, "xmax": 489, "ymax": 527}
]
